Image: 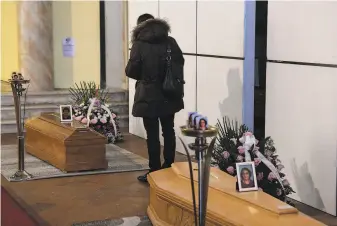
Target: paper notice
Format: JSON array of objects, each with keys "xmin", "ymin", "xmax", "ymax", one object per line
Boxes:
[{"xmin": 62, "ymin": 37, "xmax": 75, "ymax": 57}]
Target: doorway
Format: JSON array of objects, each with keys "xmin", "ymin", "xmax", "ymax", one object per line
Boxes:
[{"xmin": 254, "ymin": 0, "xmax": 268, "ymax": 140}]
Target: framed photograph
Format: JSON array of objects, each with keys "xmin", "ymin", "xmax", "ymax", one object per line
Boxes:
[
  {"xmin": 191, "ymin": 114, "xmax": 201, "ymax": 128},
  {"xmin": 59, "ymin": 105, "xmax": 73, "ymax": 122},
  {"xmin": 236, "ymin": 162, "xmax": 258, "ymax": 192},
  {"xmin": 188, "ymin": 112, "xmax": 198, "ymax": 128},
  {"xmin": 196, "ymin": 116, "xmax": 208, "ymax": 130}
]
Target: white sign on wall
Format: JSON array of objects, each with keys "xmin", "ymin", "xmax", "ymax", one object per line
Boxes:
[{"xmin": 62, "ymin": 37, "xmax": 75, "ymax": 57}]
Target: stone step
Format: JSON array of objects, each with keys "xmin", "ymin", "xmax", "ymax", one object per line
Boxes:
[
  {"xmin": 1, "ymin": 115, "xmax": 129, "ymax": 134},
  {"xmin": 1, "ymin": 102, "xmax": 129, "ymax": 121},
  {"xmin": 1, "ymin": 88, "xmax": 129, "ymax": 134},
  {"xmin": 1, "ymin": 88, "xmax": 128, "ymax": 106}
]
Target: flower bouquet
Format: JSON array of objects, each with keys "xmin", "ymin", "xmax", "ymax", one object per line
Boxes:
[
  {"xmin": 212, "ymin": 117, "xmax": 295, "ymax": 204},
  {"xmin": 69, "ymin": 81, "xmax": 123, "ymax": 143}
]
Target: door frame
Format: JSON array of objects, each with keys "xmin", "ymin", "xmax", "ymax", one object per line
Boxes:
[{"xmin": 242, "ymin": 0, "xmax": 256, "ymax": 131}]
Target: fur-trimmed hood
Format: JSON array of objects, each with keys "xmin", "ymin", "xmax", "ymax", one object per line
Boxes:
[{"xmin": 132, "ymin": 18, "xmax": 171, "ymax": 43}]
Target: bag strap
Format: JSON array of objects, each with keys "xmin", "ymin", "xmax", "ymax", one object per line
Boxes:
[{"xmin": 166, "ymin": 40, "xmax": 172, "ymax": 63}]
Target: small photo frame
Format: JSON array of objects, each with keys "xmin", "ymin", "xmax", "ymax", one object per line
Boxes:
[
  {"xmin": 192, "ymin": 114, "xmax": 201, "ymax": 128},
  {"xmin": 188, "ymin": 112, "xmax": 198, "ymax": 128},
  {"xmin": 59, "ymin": 105, "xmax": 73, "ymax": 122},
  {"xmin": 236, "ymin": 162, "xmax": 258, "ymax": 192},
  {"xmin": 196, "ymin": 116, "xmax": 208, "ymax": 130}
]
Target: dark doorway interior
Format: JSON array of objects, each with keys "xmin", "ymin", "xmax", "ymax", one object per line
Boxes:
[
  {"xmin": 99, "ymin": 1, "xmax": 106, "ymax": 89},
  {"xmin": 254, "ymin": 0, "xmax": 268, "ymax": 140}
]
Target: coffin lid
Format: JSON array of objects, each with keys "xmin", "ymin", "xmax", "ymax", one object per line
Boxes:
[
  {"xmin": 148, "ymin": 162, "xmax": 324, "ymax": 226},
  {"xmin": 25, "ymin": 113, "xmax": 106, "ymax": 142}
]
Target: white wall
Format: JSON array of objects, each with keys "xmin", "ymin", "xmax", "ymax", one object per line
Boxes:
[
  {"xmin": 196, "ymin": 1, "xmax": 244, "ymax": 125},
  {"xmin": 127, "ymin": 0, "xmax": 245, "ymax": 155},
  {"xmin": 265, "ymin": 1, "xmax": 337, "ymax": 215}
]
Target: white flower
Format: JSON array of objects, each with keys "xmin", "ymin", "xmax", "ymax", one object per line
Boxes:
[
  {"xmin": 277, "ymin": 164, "xmax": 285, "ymax": 171},
  {"xmin": 83, "ymin": 106, "xmax": 88, "ymax": 109},
  {"xmin": 98, "ymin": 115, "xmax": 102, "ymax": 119},
  {"xmin": 105, "ymin": 104, "xmax": 110, "ymax": 107},
  {"xmin": 239, "ymin": 136, "xmax": 245, "ymax": 144},
  {"xmin": 230, "ymin": 138, "xmax": 237, "ymax": 145},
  {"xmin": 80, "ymin": 103, "xmax": 84, "ymax": 107}
]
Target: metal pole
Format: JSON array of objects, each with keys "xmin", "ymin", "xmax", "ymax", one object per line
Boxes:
[
  {"xmin": 198, "ymin": 149, "xmax": 205, "ymax": 225},
  {"xmin": 16, "ymin": 94, "xmax": 25, "ymax": 171},
  {"xmin": 180, "ymin": 126, "xmax": 218, "ymax": 226},
  {"xmin": 196, "ymin": 137, "xmax": 209, "ymax": 226},
  {"xmin": 9, "ymin": 73, "xmax": 32, "ymax": 182}
]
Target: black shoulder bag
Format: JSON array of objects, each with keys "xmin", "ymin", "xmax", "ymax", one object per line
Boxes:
[{"xmin": 162, "ymin": 42, "xmax": 185, "ymax": 99}]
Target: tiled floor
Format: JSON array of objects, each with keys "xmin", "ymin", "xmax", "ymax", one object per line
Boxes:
[{"xmin": 1, "ymin": 133, "xmax": 337, "ymax": 226}]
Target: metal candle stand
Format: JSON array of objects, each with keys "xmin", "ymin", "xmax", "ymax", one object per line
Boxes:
[
  {"xmin": 179, "ymin": 126, "xmax": 218, "ymax": 226},
  {"xmin": 8, "ymin": 72, "xmax": 32, "ymax": 182}
]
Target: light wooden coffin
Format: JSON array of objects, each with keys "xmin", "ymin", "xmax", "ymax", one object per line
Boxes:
[
  {"xmin": 25, "ymin": 113, "xmax": 108, "ymax": 172},
  {"xmin": 147, "ymin": 162, "xmax": 325, "ymax": 226}
]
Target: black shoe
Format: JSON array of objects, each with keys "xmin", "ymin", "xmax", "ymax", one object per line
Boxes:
[
  {"xmin": 161, "ymin": 162, "xmax": 172, "ymax": 169},
  {"xmin": 137, "ymin": 172, "xmax": 149, "ymax": 183}
]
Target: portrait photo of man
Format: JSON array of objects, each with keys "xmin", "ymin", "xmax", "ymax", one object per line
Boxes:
[{"xmin": 60, "ymin": 105, "xmax": 73, "ymax": 122}]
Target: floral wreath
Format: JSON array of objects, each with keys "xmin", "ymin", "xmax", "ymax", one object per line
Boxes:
[
  {"xmin": 69, "ymin": 81, "xmax": 123, "ymax": 144},
  {"xmin": 212, "ymin": 117, "xmax": 295, "ymax": 204}
]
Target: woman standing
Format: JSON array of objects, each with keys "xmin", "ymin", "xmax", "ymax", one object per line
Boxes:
[{"xmin": 125, "ymin": 14, "xmax": 185, "ymax": 183}]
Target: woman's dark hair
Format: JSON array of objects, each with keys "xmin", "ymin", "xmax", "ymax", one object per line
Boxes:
[
  {"xmin": 199, "ymin": 118, "xmax": 207, "ymax": 126},
  {"xmin": 137, "ymin": 13, "xmax": 154, "ymax": 25},
  {"xmin": 240, "ymin": 167, "xmax": 252, "ymax": 178},
  {"xmin": 62, "ymin": 107, "xmax": 70, "ymax": 113}
]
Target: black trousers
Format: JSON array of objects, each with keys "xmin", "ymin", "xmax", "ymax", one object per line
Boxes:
[{"xmin": 143, "ymin": 114, "xmax": 176, "ymax": 172}]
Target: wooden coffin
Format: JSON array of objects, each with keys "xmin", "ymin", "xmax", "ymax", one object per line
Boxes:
[
  {"xmin": 25, "ymin": 113, "xmax": 108, "ymax": 172},
  {"xmin": 148, "ymin": 162, "xmax": 325, "ymax": 226}
]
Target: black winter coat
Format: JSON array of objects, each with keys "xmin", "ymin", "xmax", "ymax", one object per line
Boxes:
[{"xmin": 125, "ymin": 19, "xmax": 184, "ymax": 118}]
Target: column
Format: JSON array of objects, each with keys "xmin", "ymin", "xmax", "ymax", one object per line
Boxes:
[{"xmin": 19, "ymin": 1, "xmax": 54, "ymax": 91}]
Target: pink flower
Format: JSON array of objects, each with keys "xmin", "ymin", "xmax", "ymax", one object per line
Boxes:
[
  {"xmin": 282, "ymin": 179, "xmax": 290, "ymax": 186},
  {"xmin": 90, "ymin": 118, "xmax": 98, "ymax": 124},
  {"xmin": 111, "ymin": 113, "xmax": 117, "ymax": 119},
  {"xmin": 81, "ymin": 117, "xmax": 88, "ymax": 124},
  {"xmin": 276, "ymin": 188, "xmax": 282, "ymax": 196},
  {"xmin": 254, "ymin": 158, "xmax": 261, "ymax": 166},
  {"xmin": 75, "ymin": 116, "xmax": 83, "ymax": 121},
  {"xmin": 100, "ymin": 118, "xmax": 107, "ymax": 124},
  {"xmin": 222, "ymin": 151, "xmax": 230, "ymax": 159},
  {"xmin": 244, "ymin": 132, "xmax": 253, "ymax": 136},
  {"xmin": 257, "ymin": 172, "xmax": 264, "ymax": 181},
  {"xmin": 237, "ymin": 146, "xmax": 245, "ymax": 154},
  {"xmin": 227, "ymin": 166, "xmax": 234, "ymax": 174},
  {"xmin": 236, "ymin": 155, "xmax": 243, "ymax": 162},
  {"xmin": 94, "ymin": 99, "xmax": 101, "ymax": 107},
  {"xmin": 268, "ymin": 172, "xmax": 276, "ymax": 181}
]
